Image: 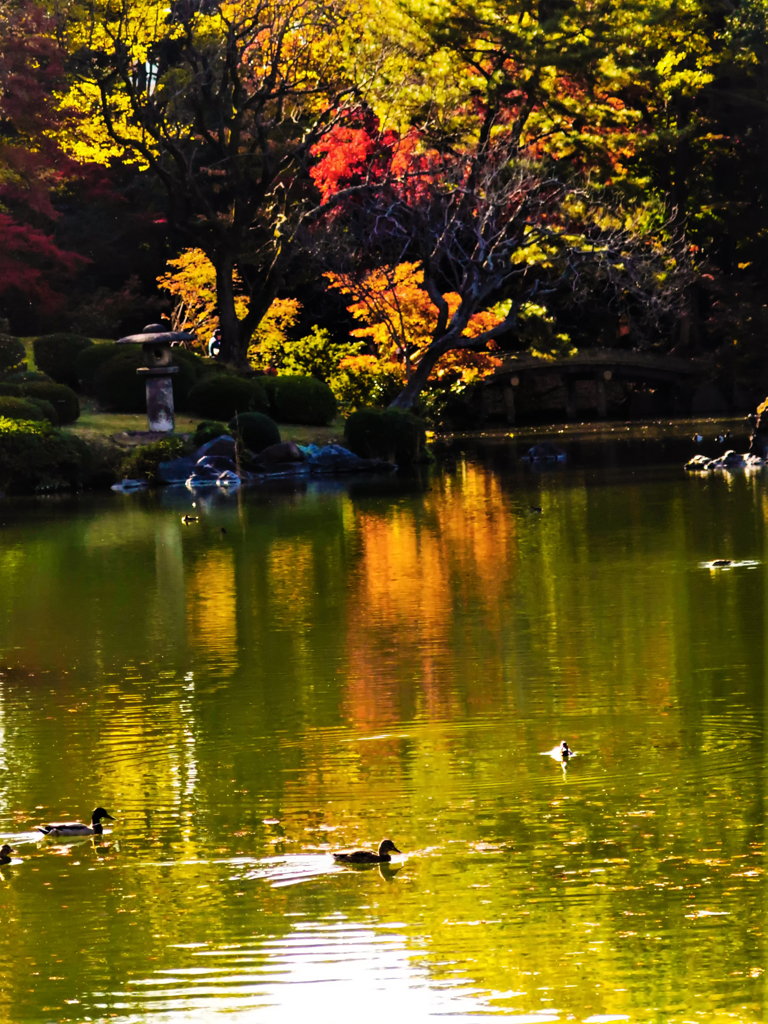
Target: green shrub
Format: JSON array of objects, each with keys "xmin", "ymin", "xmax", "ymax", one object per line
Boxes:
[
  {"xmin": 187, "ymin": 375, "xmax": 268, "ymax": 420},
  {"xmin": 4, "ymin": 370, "xmax": 53, "ymax": 385},
  {"xmin": 91, "ymin": 348, "xmax": 195, "ymax": 413},
  {"xmin": 26, "ymin": 398, "xmax": 60, "ymax": 426},
  {"xmin": 328, "ymin": 362, "xmax": 403, "ymax": 411},
  {"xmin": 21, "ymin": 382, "xmax": 80, "ymax": 424},
  {"xmin": 33, "ymin": 333, "xmax": 93, "ymax": 387},
  {"xmin": 171, "ymin": 347, "xmax": 207, "ymax": 380},
  {"xmin": 74, "ymin": 344, "xmax": 119, "ymax": 392},
  {"xmin": 228, "ymin": 411, "xmax": 280, "ymax": 453},
  {"xmin": 119, "ymin": 436, "xmax": 193, "ymax": 482},
  {"xmin": 260, "ymin": 375, "xmax": 336, "ymax": 425},
  {"xmin": 93, "ymin": 350, "xmax": 146, "ymax": 411},
  {"xmin": 0, "ymin": 383, "xmax": 22, "ymax": 397},
  {"xmin": 344, "ymin": 407, "xmax": 427, "ymax": 464},
  {"xmin": 194, "ymin": 420, "xmax": 232, "ymax": 446},
  {"xmin": 0, "ymin": 397, "xmax": 45, "ymax": 421},
  {"xmin": 167, "ymin": 357, "xmax": 198, "ymax": 411},
  {"xmin": 0, "ymin": 420, "xmax": 95, "ymax": 493},
  {"xmin": 0, "ymin": 333, "xmax": 26, "ymax": 376}
]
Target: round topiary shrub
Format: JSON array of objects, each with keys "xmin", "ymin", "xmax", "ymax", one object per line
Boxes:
[
  {"xmin": 26, "ymin": 398, "xmax": 60, "ymax": 426},
  {"xmin": 0, "ymin": 396, "xmax": 45, "ymax": 421},
  {"xmin": 228, "ymin": 411, "xmax": 280, "ymax": 453},
  {"xmin": 194, "ymin": 420, "xmax": 232, "ymax": 446},
  {"xmin": 33, "ymin": 334, "xmax": 93, "ymax": 387},
  {"xmin": 0, "ymin": 333, "xmax": 26, "ymax": 376},
  {"xmin": 0, "ymin": 421, "xmax": 95, "ymax": 493},
  {"xmin": 4, "ymin": 370, "xmax": 52, "ymax": 385},
  {"xmin": 260, "ymin": 375, "xmax": 336, "ymax": 425},
  {"xmin": 187, "ymin": 375, "xmax": 268, "ymax": 421},
  {"xmin": 74, "ymin": 344, "xmax": 119, "ymax": 393},
  {"xmin": 344, "ymin": 407, "xmax": 427, "ymax": 464},
  {"xmin": 0, "ymin": 383, "xmax": 22, "ymax": 397},
  {"xmin": 93, "ymin": 350, "xmax": 146, "ymax": 412},
  {"xmin": 21, "ymin": 382, "xmax": 80, "ymax": 424}
]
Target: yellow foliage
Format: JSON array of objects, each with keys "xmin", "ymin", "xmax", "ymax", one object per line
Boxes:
[
  {"xmin": 158, "ymin": 248, "xmax": 300, "ymax": 358},
  {"xmin": 248, "ymin": 298, "xmax": 303, "ymax": 367}
]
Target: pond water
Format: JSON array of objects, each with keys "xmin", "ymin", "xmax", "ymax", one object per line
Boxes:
[{"xmin": 0, "ymin": 419, "xmax": 764, "ymax": 1023}]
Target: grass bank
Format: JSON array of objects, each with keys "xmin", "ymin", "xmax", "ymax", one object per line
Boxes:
[{"xmin": 64, "ymin": 401, "xmax": 345, "ymax": 447}]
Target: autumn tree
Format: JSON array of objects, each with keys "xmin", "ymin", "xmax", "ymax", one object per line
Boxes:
[
  {"xmin": 0, "ymin": 0, "xmax": 86, "ymax": 326},
  {"xmin": 69, "ymin": 0, "xmax": 365, "ymax": 365},
  {"xmin": 327, "ymin": 261, "xmax": 503, "ymax": 384}
]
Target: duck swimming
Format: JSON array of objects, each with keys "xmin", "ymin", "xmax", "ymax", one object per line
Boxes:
[
  {"xmin": 36, "ymin": 807, "xmax": 114, "ymax": 838},
  {"xmin": 333, "ymin": 839, "xmax": 401, "ymax": 864},
  {"xmin": 542, "ymin": 741, "xmax": 574, "ymax": 762},
  {"xmin": 0, "ymin": 845, "xmax": 14, "ymax": 864}
]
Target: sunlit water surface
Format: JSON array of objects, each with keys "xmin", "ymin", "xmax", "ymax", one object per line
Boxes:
[{"xmin": 0, "ymin": 421, "xmax": 765, "ymax": 1023}]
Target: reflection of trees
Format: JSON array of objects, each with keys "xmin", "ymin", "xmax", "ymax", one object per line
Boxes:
[
  {"xmin": 344, "ymin": 465, "xmax": 517, "ymax": 730},
  {"xmin": 0, "ymin": 462, "xmax": 763, "ymax": 1020},
  {"xmin": 187, "ymin": 547, "xmax": 238, "ymax": 677}
]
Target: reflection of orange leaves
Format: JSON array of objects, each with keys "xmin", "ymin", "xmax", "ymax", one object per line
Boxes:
[{"xmin": 344, "ymin": 465, "xmax": 517, "ymax": 730}]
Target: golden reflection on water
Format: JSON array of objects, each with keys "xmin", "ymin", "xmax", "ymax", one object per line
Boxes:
[
  {"xmin": 187, "ymin": 546, "xmax": 238, "ymax": 676},
  {"xmin": 0, "ymin": 454, "xmax": 764, "ymax": 1022}
]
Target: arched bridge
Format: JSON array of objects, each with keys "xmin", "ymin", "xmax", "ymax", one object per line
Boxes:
[{"xmin": 482, "ymin": 348, "xmax": 712, "ymax": 422}]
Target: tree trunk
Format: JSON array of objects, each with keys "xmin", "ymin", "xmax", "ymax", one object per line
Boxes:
[
  {"xmin": 389, "ymin": 340, "xmax": 450, "ymax": 410},
  {"xmin": 215, "ymin": 255, "xmax": 246, "ymax": 367}
]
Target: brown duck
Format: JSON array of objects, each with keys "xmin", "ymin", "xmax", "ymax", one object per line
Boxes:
[{"xmin": 333, "ymin": 839, "xmax": 401, "ymax": 864}]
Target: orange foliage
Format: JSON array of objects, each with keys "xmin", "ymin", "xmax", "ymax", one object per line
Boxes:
[{"xmin": 327, "ymin": 262, "xmax": 502, "ymax": 384}]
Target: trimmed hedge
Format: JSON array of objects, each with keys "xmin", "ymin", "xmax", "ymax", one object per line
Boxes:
[
  {"xmin": 74, "ymin": 343, "xmax": 118, "ymax": 392},
  {"xmin": 228, "ymin": 411, "xmax": 280, "ymax": 453},
  {"xmin": 0, "ymin": 383, "xmax": 21, "ymax": 397},
  {"xmin": 93, "ymin": 350, "xmax": 146, "ymax": 411},
  {"xmin": 33, "ymin": 333, "xmax": 93, "ymax": 387},
  {"xmin": 21, "ymin": 382, "xmax": 80, "ymax": 424},
  {"xmin": 26, "ymin": 398, "xmax": 60, "ymax": 426},
  {"xmin": 0, "ymin": 397, "xmax": 45, "ymax": 421},
  {"xmin": 0, "ymin": 419, "xmax": 95, "ymax": 493},
  {"xmin": 187, "ymin": 375, "xmax": 268, "ymax": 420},
  {"xmin": 344, "ymin": 407, "xmax": 427, "ymax": 464},
  {"xmin": 4, "ymin": 370, "xmax": 52, "ymax": 385},
  {"xmin": 194, "ymin": 420, "xmax": 231, "ymax": 446},
  {"xmin": 0, "ymin": 333, "xmax": 26, "ymax": 376},
  {"xmin": 259, "ymin": 375, "xmax": 336, "ymax": 425},
  {"xmin": 171, "ymin": 347, "xmax": 207, "ymax": 380},
  {"xmin": 90, "ymin": 348, "xmax": 197, "ymax": 412}
]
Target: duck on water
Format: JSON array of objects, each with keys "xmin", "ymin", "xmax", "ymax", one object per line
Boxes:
[
  {"xmin": 333, "ymin": 839, "xmax": 401, "ymax": 864},
  {"xmin": 0, "ymin": 845, "xmax": 14, "ymax": 864},
  {"xmin": 36, "ymin": 807, "xmax": 114, "ymax": 838},
  {"xmin": 542, "ymin": 741, "xmax": 574, "ymax": 762}
]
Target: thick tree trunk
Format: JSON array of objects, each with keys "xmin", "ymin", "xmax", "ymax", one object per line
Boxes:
[
  {"xmin": 214, "ymin": 256, "xmax": 279, "ymax": 370},
  {"xmin": 389, "ymin": 340, "xmax": 451, "ymax": 410},
  {"xmin": 215, "ymin": 255, "xmax": 247, "ymax": 367}
]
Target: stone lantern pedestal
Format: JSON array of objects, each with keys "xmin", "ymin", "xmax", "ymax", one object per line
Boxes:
[
  {"xmin": 137, "ymin": 365, "xmax": 179, "ymax": 432},
  {"xmin": 116, "ymin": 323, "xmax": 196, "ymax": 433}
]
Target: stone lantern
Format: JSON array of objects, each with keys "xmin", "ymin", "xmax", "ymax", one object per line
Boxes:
[{"xmin": 116, "ymin": 323, "xmax": 196, "ymax": 432}]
